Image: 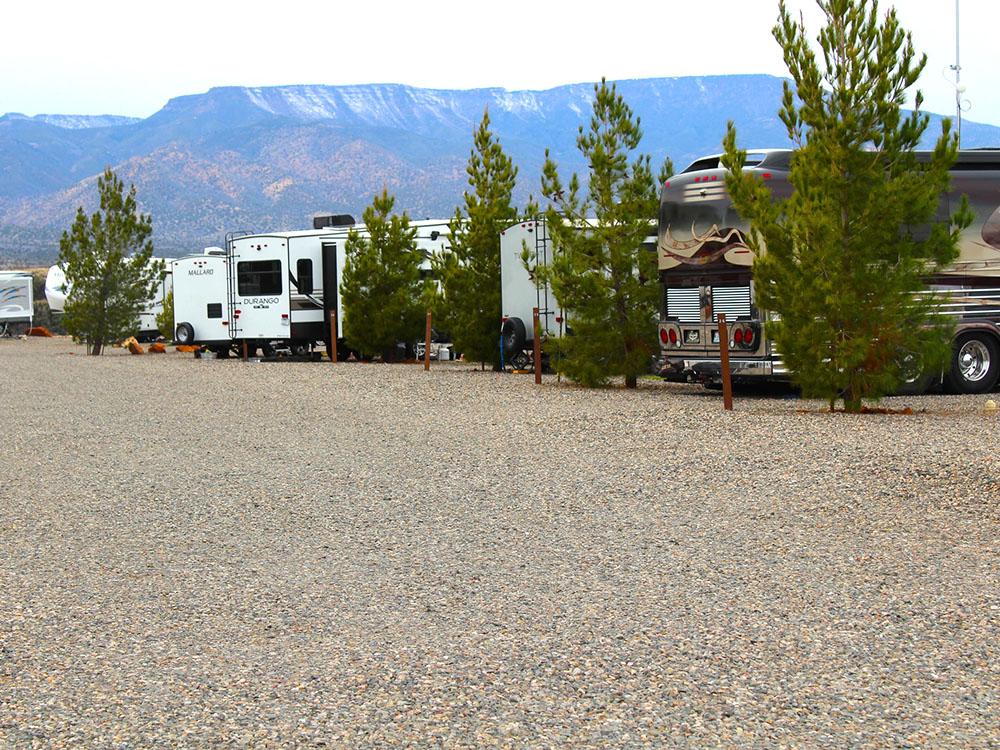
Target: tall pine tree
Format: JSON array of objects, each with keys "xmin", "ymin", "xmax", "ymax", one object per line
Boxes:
[
  {"xmin": 723, "ymin": 0, "xmax": 971, "ymax": 411},
  {"xmin": 340, "ymin": 189, "xmax": 426, "ymax": 360},
  {"xmin": 436, "ymin": 108, "xmax": 519, "ymax": 368},
  {"xmin": 534, "ymin": 78, "xmax": 672, "ymax": 388},
  {"xmin": 58, "ymin": 168, "xmax": 162, "ymax": 355}
]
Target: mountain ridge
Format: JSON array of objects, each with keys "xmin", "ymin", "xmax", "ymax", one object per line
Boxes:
[{"xmin": 2, "ymin": 76, "xmax": 998, "ymax": 266}]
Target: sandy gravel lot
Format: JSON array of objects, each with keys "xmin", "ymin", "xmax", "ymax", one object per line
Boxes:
[{"xmin": 1, "ymin": 337, "xmax": 998, "ymax": 748}]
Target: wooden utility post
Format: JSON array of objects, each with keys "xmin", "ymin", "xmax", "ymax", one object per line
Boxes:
[
  {"xmin": 329, "ymin": 311, "xmax": 337, "ymax": 363},
  {"xmin": 241, "ymin": 340, "xmax": 248, "ymax": 361},
  {"xmin": 424, "ymin": 310, "xmax": 432, "ymax": 371},
  {"xmin": 532, "ymin": 307, "xmax": 542, "ymax": 384},
  {"xmin": 718, "ymin": 313, "xmax": 733, "ymax": 411}
]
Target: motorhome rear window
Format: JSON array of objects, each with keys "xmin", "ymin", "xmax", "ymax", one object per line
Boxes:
[{"xmin": 237, "ymin": 260, "xmax": 282, "ymax": 296}]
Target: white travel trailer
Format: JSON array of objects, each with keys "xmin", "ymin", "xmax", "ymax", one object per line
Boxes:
[
  {"xmin": 172, "ymin": 217, "xmax": 451, "ymax": 357},
  {"xmin": 0, "ymin": 271, "xmax": 34, "ymax": 335},
  {"xmin": 499, "ymin": 220, "xmax": 565, "ymax": 366},
  {"xmin": 44, "ymin": 259, "xmax": 173, "ymax": 341},
  {"xmin": 499, "ymin": 219, "xmax": 657, "ymax": 366}
]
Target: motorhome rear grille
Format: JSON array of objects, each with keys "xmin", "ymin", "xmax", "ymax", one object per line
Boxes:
[
  {"xmin": 712, "ymin": 286, "xmax": 751, "ymax": 321},
  {"xmin": 665, "ymin": 287, "xmax": 701, "ymax": 322}
]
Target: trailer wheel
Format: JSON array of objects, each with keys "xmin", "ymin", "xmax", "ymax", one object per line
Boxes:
[
  {"xmin": 945, "ymin": 332, "xmax": 1000, "ymax": 394},
  {"xmin": 290, "ymin": 341, "xmax": 310, "ymax": 357},
  {"xmin": 501, "ymin": 317, "xmax": 527, "ymax": 362},
  {"xmin": 175, "ymin": 322, "xmax": 195, "ymax": 345}
]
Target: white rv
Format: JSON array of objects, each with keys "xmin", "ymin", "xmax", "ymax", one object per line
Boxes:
[
  {"xmin": 499, "ymin": 220, "xmax": 565, "ymax": 366},
  {"xmin": 172, "ymin": 217, "xmax": 451, "ymax": 358},
  {"xmin": 499, "ymin": 219, "xmax": 656, "ymax": 366},
  {"xmin": 0, "ymin": 271, "xmax": 34, "ymax": 336},
  {"xmin": 44, "ymin": 259, "xmax": 173, "ymax": 341}
]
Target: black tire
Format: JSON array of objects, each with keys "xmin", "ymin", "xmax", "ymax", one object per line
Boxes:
[
  {"xmin": 290, "ymin": 341, "xmax": 310, "ymax": 357},
  {"xmin": 895, "ymin": 351, "xmax": 935, "ymax": 396},
  {"xmin": 501, "ymin": 317, "xmax": 527, "ymax": 362},
  {"xmin": 945, "ymin": 332, "xmax": 1000, "ymax": 394},
  {"xmin": 175, "ymin": 322, "xmax": 195, "ymax": 345}
]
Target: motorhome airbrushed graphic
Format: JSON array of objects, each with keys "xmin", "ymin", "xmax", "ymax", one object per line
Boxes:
[{"xmin": 656, "ymin": 149, "xmax": 1000, "ymax": 394}]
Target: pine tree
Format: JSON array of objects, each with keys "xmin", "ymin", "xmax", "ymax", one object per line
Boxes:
[
  {"xmin": 723, "ymin": 0, "xmax": 971, "ymax": 411},
  {"xmin": 340, "ymin": 189, "xmax": 426, "ymax": 360},
  {"xmin": 58, "ymin": 168, "xmax": 162, "ymax": 355},
  {"xmin": 534, "ymin": 78, "xmax": 672, "ymax": 388},
  {"xmin": 435, "ymin": 108, "xmax": 519, "ymax": 368}
]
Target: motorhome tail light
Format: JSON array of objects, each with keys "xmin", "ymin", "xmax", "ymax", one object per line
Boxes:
[
  {"xmin": 733, "ymin": 327, "xmax": 744, "ymax": 346},
  {"xmin": 762, "ymin": 173, "xmax": 773, "ymax": 180},
  {"xmin": 281, "ymin": 313, "xmax": 289, "ymax": 319},
  {"xmin": 668, "ymin": 328, "xmax": 678, "ymax": 346},
  {"xmin": 659, "ymin": 328, "xmax": 669, "ymax": 345},
  {"xmin": 743, "ymin": 327, "xmax": 755, "ymax": 346}
]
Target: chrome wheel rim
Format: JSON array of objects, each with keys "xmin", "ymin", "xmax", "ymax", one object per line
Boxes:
[{"xmin": 958, "ymin": 340, "xmax": 991, "ymax": 382}]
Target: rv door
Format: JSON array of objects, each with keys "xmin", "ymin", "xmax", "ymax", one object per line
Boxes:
[{"xmin": 231, "ymin": 248, "xmax": 290, "ymax": 340}]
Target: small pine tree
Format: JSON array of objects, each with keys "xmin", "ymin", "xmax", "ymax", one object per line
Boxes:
[
  {"xmin": 436, "ymin": 108, "xmax": 519, "ymax": 368},
  {"xmin": 58, "ymin": 168, "xmax": 162, "ymax": 355},
  {"xmin": 340, "ymin": 189, "xmax": 427, "ymax": 360},
  {"xmin": 723, "ymin": 0, "xmax": 971, "ymax": 411},
  {"xmin": 156, "ymin": 288, "xmax": 174, "ymax": 341},
  {"xmin": 534, "ymin": 78, "xmax": 673, "ymax": 388}
]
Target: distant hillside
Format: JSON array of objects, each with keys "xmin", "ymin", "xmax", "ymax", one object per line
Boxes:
[{"xmin": 2, "ymin": 76, "xmax": 998, "ymax": 265}]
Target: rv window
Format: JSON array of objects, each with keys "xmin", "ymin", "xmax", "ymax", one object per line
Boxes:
[
  {"xmin": 296, "ymin": 259, "xmax": 314, "ymax": 294},
  {"xmin": 207, "ymin": 303, "xmax": 222, "ymax": 319},
  {"xmin": 237, "ymin": 260, "xmax": 282, "ymax": 296}
]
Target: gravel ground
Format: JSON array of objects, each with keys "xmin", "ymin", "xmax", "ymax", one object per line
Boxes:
[{"xmin": 1, "ymin": 337, "xmax": 998, "ymax": 749}]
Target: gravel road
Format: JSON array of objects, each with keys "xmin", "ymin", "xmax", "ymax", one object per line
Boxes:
[{"xmin": 1, "ymin": 337, "xmax": 998, "ymax": 748}]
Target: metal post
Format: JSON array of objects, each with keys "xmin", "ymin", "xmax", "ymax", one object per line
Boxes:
[
  {"xmin": 532, "ymin": 307, "xmax": 542, "ymax": 385},
  {"xmin": 329, "ymin": 311, "xmax": 337, "ymax": 363},
  {"xmin": 424, "ymin": 311, "xmax": 432, "ymax": 371},
  {"xmin": 718, "ymin": 313, "xmax": 733, "ymax": 411},
  {"xmin": 241, "ymin": 340, "xmax": 248, "ymax": 361}
]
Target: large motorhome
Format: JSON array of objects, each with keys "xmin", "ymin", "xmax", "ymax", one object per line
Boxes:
[
  {"xmin": 656, "ymin": 148, "xmax": 1000, "ymax": 393},
  {"xmin": 172, "ymin": 217, "xmax": 450, "ymax": 358},
  {"xmin": 0, "ymin": 271, "xmax": 33, "ymax": 336},
  {"xmin": 44, "ymin": 260, "xmax": 173, "ymax": 341}
]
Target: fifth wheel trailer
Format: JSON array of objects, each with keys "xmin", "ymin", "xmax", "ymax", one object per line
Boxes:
[
  {"xmin": 44, "ymin": 260, "xmax": 174, "ymax": 341},
  {"xmin": 172, "ymin": 218, "xmax": 451, "ymax": 357},
  {"xmin": 499, "ymin": 219, "xmax": 657, "ymax": 367}
]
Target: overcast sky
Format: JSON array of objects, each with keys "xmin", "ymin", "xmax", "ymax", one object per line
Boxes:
[{"xmin": 2, "ymin": 0, "xmax": 997, "ymax": 126}]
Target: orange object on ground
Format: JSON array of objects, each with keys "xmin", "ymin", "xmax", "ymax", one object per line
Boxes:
[
  {"xmin": 26, "ymin": 327, "xmax": 53, "ymax": 337},
  {"xmin": 123, "ymin": 337, "xmax": 144, "ymax": 355},
  {"xmin": 147, "ymin": 342, "xmax": 167, "ymax": 353},
  {"xmin": 176, "ymin": 344, "xmax": 200, "ymax": 353}
]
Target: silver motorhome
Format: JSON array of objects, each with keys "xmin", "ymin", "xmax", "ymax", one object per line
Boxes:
[{"xmin": 656, "ymin": 148, "xmax": 1000, "ymax": 393}]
